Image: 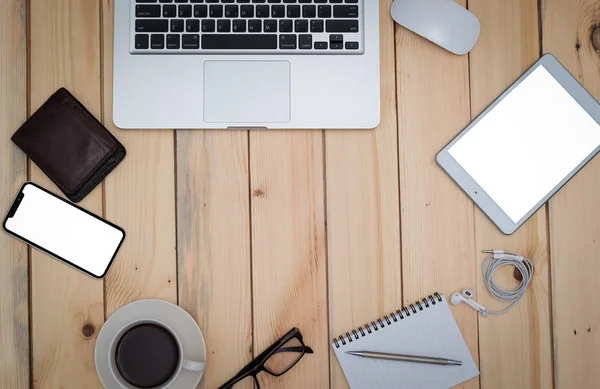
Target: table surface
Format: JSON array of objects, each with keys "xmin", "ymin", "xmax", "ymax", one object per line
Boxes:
[{"xmin": 1, "ymin": 1, "xmax": 600, "ymax": 388}]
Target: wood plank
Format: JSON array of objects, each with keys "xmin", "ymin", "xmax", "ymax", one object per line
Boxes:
[
  {"xmin": 0, "ymin": 0, "xmax": 29, "ymax": 387},
  {"xmin": 542, "ymin": 1, "xmax": 600, "ymax": 387},
  {"xmin": 326, "ymin": 1, "xmax": 402, "ymax": 388},
  {"xmin": 101, "ymin": 1, "xmax": 177, "ymax": 318},
  {"xmin": 250, "ymin": 131, "xmax": 328, "ymax": 388},
  {"xmin": 176, "ymin": 130, "xmax": 253, "ymax": 389},
  {"xmin": 468, "ymin": 1, "xmax": 553, "ymax": 388},
  {"xmin": 28, "ymin": 1, "xmax": 104, "ymax": 387},
  {"xmin": 394, "ymin": 1, "xmax": 480, "ymax": 388}
]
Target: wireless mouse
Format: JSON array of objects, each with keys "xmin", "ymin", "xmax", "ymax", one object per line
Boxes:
[{"xmin": 391, "ymin": 0, "xmax": 480, "ymax": 55}]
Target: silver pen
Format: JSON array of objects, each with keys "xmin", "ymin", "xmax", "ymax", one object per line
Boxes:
[{"xmin": 346, "ymin": 351, "xmax": 462, "ymax": 366}]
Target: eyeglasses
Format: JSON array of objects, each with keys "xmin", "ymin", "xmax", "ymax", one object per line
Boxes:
[{"xmin": 217, "ymin": 328, "xmax": 313, "ymax": 388}]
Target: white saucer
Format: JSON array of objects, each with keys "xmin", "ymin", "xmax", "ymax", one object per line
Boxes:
[{"xmin": 95, "ymin": 299, "xmax": 206, "ymax": 389}]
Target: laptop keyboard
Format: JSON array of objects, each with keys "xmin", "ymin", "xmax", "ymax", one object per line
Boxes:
[{"xmin": 131, "ymin": 0, "xmax": 364, "ymax": 54}]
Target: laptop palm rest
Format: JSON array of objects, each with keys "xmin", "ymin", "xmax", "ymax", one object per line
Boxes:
[{"xmin": 203, "ymin": 61, "xmax": 291, "ymax": 124}]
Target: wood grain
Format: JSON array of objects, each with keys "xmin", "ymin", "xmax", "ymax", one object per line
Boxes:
[
  {"xmin": 468, "ymin": 1, "xmax": 553, "ymax": 388},
  {"xmin": 0, "ymin": 0, "xmax": 29, "ymax": 387},
  {"xmin": 250, "ymin": 131, "xmax": 328, "ymax": 388},
  {"xmin": 2, "ymin": 1, "xmax": 599, "ymax": 387},
  {"xmin": 101, "ymin": 0, "xmax": 177, "ymax": 318},
  {"xmin": 176, "ymin": 130, "xmax": 252, "ymax": 389},
  {"xmin": 326, "ymin": 1, "xmax": 402, "ymax": 388},
  {"xmin": 394, "ymin": 1, "xmax": 480, "ymax": 388},
  {"xmin": 28, "ymin": 1, "xmax": 104, "ymax": 387},
  {"xmin": 542, "ymin": 0, "xmax": 600, "ymax": 387}
]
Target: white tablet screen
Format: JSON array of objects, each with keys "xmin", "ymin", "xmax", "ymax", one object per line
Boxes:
[{"xmin": 448, "ymin": 65, "xmax": 600, "ymax": 223}]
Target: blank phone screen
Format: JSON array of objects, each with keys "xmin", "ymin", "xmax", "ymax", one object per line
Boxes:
[
  {"xmin": 3, "ymin": 183, "xmax": 124, "ymax": 278},
  {"xmin": 448, "ymin": 65, "xmax": 600, "ymax": 223}
]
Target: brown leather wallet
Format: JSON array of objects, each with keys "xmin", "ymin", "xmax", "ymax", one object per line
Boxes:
[{"xmin": 12, "ymin": 88, "xmax": 126, "ymax": 202}]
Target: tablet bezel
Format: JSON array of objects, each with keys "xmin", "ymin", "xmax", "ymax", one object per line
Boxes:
[{"xmin": 436, "ymin": 54, "xmax": 600, "ymax": 234}]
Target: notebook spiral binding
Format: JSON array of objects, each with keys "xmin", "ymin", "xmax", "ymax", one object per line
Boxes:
[{"xmin": 333, "ymin": 293, "xmax": 442, "ymax": 348}]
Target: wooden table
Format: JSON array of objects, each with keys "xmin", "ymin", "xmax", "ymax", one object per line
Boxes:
[{"xmin": 1, "ymin": 1, "xmax": 599, "ymax": 388}]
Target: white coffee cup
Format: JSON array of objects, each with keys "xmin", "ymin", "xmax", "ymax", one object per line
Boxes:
[{"xmin": 107, "ymin": 319, "xmax": 205, "ymax": 389}]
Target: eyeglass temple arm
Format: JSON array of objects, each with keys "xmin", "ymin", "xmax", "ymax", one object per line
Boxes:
[
  {"xmin": 272, "ymin": 345, "xmax": 314, "ymax": 355},
  {"xmin": 217, "ymin": 372, "xmax": 253, "ymax": 389},
  {"xmin": 217, "ymin": 362, "xmax": 259, "ymax": 389}
]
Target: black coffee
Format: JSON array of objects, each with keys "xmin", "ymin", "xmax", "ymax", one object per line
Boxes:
[{"xmin": 115, "ymin": 323, "xmax": 180, "ymax": 388}]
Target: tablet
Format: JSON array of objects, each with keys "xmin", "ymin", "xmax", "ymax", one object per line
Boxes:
[{"xmin": 437, "ymin": 54, "xmax": 600, "ymax": 234}]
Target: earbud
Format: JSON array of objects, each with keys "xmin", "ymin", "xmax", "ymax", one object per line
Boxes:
[{"xmin": 450, "ymin": 288, "xmax": 489, "ymax": 317}]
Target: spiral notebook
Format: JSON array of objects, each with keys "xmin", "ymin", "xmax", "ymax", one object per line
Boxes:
[{"xmin": 332, "ymin": 293, "xmax": 479, "ymax": 389}]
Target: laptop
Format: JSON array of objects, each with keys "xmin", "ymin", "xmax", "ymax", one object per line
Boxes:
[{"xmin": 113, "ymin": 0, "xmax": 380, "ymax": 130}]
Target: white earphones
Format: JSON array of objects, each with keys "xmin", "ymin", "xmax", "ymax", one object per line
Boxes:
[{"xmin": 450, "ymin": 288, "xmax": 489, "ymax": 317}]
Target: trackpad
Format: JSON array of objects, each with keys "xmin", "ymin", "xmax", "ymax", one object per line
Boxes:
[{"xmin": 204, "ymin": 61, "xmax": 291, "ymax": 124}]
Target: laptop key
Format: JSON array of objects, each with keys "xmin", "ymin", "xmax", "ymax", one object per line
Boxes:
[
  {"xmin": 333, "ymin": 5, "xmax": 358, "ymax": 18},
  {"xmin": 248, "ymin": 19, "xmax": 262, "ymax": 32},
  {"xmin": 136, "ymin": 5, "xmax": 161, "ymax": 17},
  {"xmin": 202, "ymin": 19, "xmax": 216, "ymax": 32},
  {"xmin": 345, "ymin": 41, "xmax": 359, "ymax": 50},
  {"xmin": 217, "ymin": 19, "xmax": 231, "ymax": 32},
  {"xmin": 272, "ymin": 5, "xmax": 284, "ymax": 17},
  {"xmin": 310, "ymin": 19, "xmax": 324, "ymax": 32},
  {"xmin": 186, "ymin": 19, "xmax": 200, "ymax": 32},
  {"xmin": 166, "ymin": 34, "xmax": 180, "ymax": 49},
  {"xmin": 151, "ymin": 34, "xmax": 164, "ymax": 49},
  {"xmin": 317, "ymin": 5, "xmax": 331, "ymax": 18},
  {"xmin": 295, "ymin": 19, "xmax": 308, "ymax": 32},
  {"xmin": 135, "ymin": 19, "xmax": 168, "ymax": 32},
  {"xmin": 299, "ymin": 34, "xmax": 312, "ymax": 49},
  {"xmin": 326, "ymin": 19, "xmax": 358, "ymax": 32},
  {"xmin": 210, "ymin": 4, "xmax": 223, "ymax": 17},
  {"xmin": 241, "ymin": 5, "xmax": 254, "ymax": 17},
  {"xmin": 225, "ymin": 5, "xmax": 239, "ymax": 17},
  {"xmin": 264, "ymin": 19, "xmax": 277, "ymax": 32},
  {"xmin": 171, "ymin": 19, "xmax": 184, "ymax": 32},
  {"xmin": 194, "ymin": 5, "xmax": 207, "ymax": 17},
  {"xmin": 182, "ymin": 34, "xmax": 200, "ymax": 49},
  {"xmin": 314, "ymin": 41, "xmax": 327, "ymax": 49},
  {"xmin": 279, "ymin": 34, "xmax": 297, "ymax": 49},
  {"xmin": 178, "ymin": 5, "xmax": 192, "ymax": 17},
  {"xmin": 302, "ymin": 5, "xmax": 316, "ymax": 18},
  {"xmin": 201, "ymin": 34, "xmax": 277, "ymax": 49},
  {"xmin": 135, "ymin": 34, "xmax": 149, "ymax": 49},
  {"xmin": 256, "ymin": 5, "xmax": 269, "ymax": 17},
  {"xmin": 287, "ymin": 5, "xmax": 300, "ymax": 18},
  {"xmin": 233, "ymin": 19, "xmax": 247, "ymax": 32},
  {"xmin": 163, "ymin": 5, "xmax": 177, "ymax": 17},
  {"xmin": 329, "ymin": 33, "xmax": 343, "ymax": 49},
  {"xmin": 279, "ymin": 19, "xmax": 293, "ymax": 32}
]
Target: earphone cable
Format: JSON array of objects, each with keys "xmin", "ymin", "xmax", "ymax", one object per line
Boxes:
[{"xmin": 481, "ymin": 250, "xmax": 534, "ymax": 315}]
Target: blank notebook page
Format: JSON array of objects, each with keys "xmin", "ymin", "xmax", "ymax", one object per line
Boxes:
[{"xmin": 332, "ymin": 295, "xmax": 479, "ymax": 389}]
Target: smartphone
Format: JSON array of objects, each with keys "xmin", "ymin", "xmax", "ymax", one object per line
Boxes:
[{"xmin": 3, "ymin": 182, "xmax": 125, "ymax": 278}]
